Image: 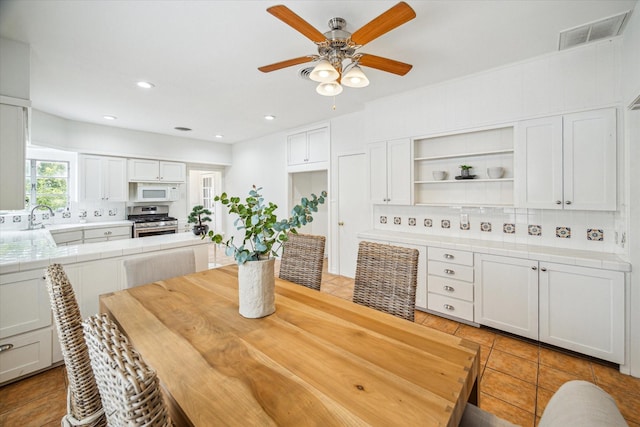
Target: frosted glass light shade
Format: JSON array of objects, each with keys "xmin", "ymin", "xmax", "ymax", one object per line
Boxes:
[
  {"xmin": 341, "ymin": 65, "xmax": 370, "ymax": 88},
  {"xmin": 309, "ymin": 59, "xmax": 340, "ymax": 83},
  {"xmin": 316, "ymin": 81, "xmax": 343, "ymax": 96}
]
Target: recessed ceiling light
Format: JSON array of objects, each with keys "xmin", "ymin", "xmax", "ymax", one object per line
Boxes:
[
  {"xmin": 174, "ymin": 126, "xmax": 192, "ymax": 131},
  {"xmin": 215, "ymin": 134, "xmax": 223, "ymax": 139},
  {"xmin": 264, "ymin": 115, "xmax": 276, "ymax": 121},
  {"xmin": 103, "ymin": 115, "xmax": 117, "ymax": 120},
  {"xmin": 136, "ymin": 81, "xmax": 155, "ymax": 89}
]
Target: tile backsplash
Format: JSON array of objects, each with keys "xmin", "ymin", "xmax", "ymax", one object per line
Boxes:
[
  {"xmin": 373, "ymin": 205, "xmax": 619, "ymax": 254},
  {"xmin": 0, "ymin": 201, "xmax": 127, "ymax": 231}
]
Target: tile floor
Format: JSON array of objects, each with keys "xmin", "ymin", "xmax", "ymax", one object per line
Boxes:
[{"xmin": 2, "ymin": 256, "xmax": 639, "ymax": 426}]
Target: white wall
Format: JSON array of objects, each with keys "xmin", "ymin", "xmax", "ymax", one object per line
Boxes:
[
  {"xmin": 31, "ymin": 110, "xmax": 232, "ymax": 165},
  {"xmin": 0, "ymin": 38, "xmax": 29, "ymax": 99},
  {"xmin": 620, "ymin": 4, "xmax": 640, "ymax": 377}
]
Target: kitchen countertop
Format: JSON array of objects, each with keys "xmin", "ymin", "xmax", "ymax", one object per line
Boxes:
[
  {"xmin": 359, "ymin": 229, "xmax": 631, "ymax": 272},
  {"xmin": 0, "ymin": 225, "xmax": 210, "ymax": 274}
]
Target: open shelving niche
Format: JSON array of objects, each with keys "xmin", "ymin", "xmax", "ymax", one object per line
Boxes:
[{"xmin": 413, "ymin": 125, "xmax": 515, "ymax": 207}]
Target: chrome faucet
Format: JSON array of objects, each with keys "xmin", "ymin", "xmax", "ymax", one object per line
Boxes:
[{"xmin": 29, "ymin": 205, "xmax": 55, "ymax": 230}]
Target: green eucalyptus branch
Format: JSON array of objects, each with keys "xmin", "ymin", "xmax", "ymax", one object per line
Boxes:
[{"xmin": 204, "ymin": 185, "xmax": 327, "ymax": 264}]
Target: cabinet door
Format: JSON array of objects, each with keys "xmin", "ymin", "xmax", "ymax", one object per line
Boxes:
[
  {"xmin": 514, "ymin": 116, "xmax": 563, "ymax": 209},
  {"xmin": 475, "ymin": 254, "xmax": 538, "ymax": 340},
  {"xmin": 287, "ymin": 132, "xmax": 308, "ymax": 165},
  {"xmin": 306, "ymin": 127, "xmax": 329, "ymax": 163},
  {"xmin": 386, "ymin": 138, "xmax": 411, "ymax": 205},
  {"xmin": 0, "ymin": 271, "xmax": 51, "ymax": 339},
  {"xmin": 539, "ymin": 263, "xmax": 624, "ymax": 363},
  {"xmin": 0, "ymin": 104, "xmax": 26, "ymax": 210},
  {"xmin": 368, "ymin": 141, "xmax": 388, "ymax": 204},
  {"xmin": 563, "ymin": 108, "xmax": 616, "ymax": 211},
  {"xmin": 128, "ymin": 159, "xmax": 160, "ymax": 182},
  {"xmin": 159, "ymin": 161, "xmax": 186, "ymax": 182},
  {"xmin": 79, "ymin": 155, "xmax": 105, "ymax": 201},
  {"xmin": 103, "ymin": 157, "xmax": 127, "ymax": 201}
]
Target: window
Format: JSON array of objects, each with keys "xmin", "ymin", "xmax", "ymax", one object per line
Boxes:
[{"xmin": 25, "ymin": 159, "xmax": 69, "ymax": 211}]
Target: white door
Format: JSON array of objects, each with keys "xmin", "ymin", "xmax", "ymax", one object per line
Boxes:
[
  {"xmin": 514, "ymin": 116, "xmax": 563, "ymax": 209},
  {"xmin": 563, "ymin": 108, "xmax": 616, "ymax": 211},
  {"xmin": 337, "ymin": 153, "xmax": 368, "ymax": 278},
  {"xmin": 475, "ymin": 254, "xmax": 539, "ymax": 340}
]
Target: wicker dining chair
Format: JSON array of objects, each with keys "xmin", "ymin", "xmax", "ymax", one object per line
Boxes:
[
  {"xmin": 45, "ymin": 263, "xmax": 106, "ymax": 427},
  {"xmin": 353, "ymin": 241, "xmax": 419, "ymax": 322},
  {"xmin": 279, "ymin": 233, "xmax": 326, "ymax": 290},
  {"xmin": 123, "ymin": 247, "xmax": 195, "ymax": 288},
  {"xmin": 83, "ymin": 314, "xmax": 173, "ymax": 427}
]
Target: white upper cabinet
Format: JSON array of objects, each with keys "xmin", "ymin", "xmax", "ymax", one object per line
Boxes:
[
  {"xmin": 287, "ymin": 126, "xmax": 329, "ymax": 171},
  {"xmin": 128, "ymin": 159, "xmax": 186, "ymax": 183},
  {"xmin": 79, "ymin": 155, "xmax": 127, "ymax": 202},
  {"xmin": 0, "ymin": 101, "xmax": 28, "ymax": 210},
  {"xmin": 368, "ymin": 138, "xmax": 411, "ymax": 205},
  {"xmin": 515, "ymin": 108, "xmax": 616, "ymax": 210}
]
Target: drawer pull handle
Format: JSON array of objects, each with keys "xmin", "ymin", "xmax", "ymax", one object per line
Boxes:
[
  {"xmin": 443, "ymin": 304, "xmax": 455, "ymax": 311},
  {"xmin": 0, "ymin": 344, "xmax": 14, "ymax": 352},
  {"xmin": 541, "ymin": 267, "xmax": 547, "ymax": 272},
  {"xmin": 531, "ymin": 266, "xmax": 537, "ymax": 271},
  {"xmin": 443, "ymin": 285, "xmax": 455, "ymax": 292},
  {"xmin": 444, "ymin": 269, "xmax": 455, "ymax": 275},
  {"xmin": 444, "ymin": 254, "xmax": 454, "ymax": 259}
]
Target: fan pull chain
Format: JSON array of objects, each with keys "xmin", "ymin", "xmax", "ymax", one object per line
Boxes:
[{"xmin": 332, "ymin": 95, "xmax": 337, "ymax": 111}]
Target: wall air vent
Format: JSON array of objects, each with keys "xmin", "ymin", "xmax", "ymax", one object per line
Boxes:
[{"xmin": 559, "ymin": 11, "xmax": 631, "ymax": 50}]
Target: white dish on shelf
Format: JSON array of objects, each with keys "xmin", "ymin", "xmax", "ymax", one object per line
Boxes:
[
  {"xmin": 432, "ymin": 171, "xmax": 447, "ymax": 180},
  {"xmin": 487, "ymin": 167, "xmax": 504, "ymax": 179}
]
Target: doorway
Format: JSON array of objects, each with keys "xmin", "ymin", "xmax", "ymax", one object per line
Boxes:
[{"xmin": 289, "ymin": 170, "xmax": 329, "ymax": 258}]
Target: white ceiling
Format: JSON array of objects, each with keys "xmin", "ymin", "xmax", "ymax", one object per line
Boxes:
[{"xmin": 0, "ymin": 0, "xmax": 636, "ymax": 144}]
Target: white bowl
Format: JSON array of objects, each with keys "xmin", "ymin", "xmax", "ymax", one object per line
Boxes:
[
  {"xmin": 432, "ymin": 171, "xmax": 447, "ymax": 181},
  {"xmin": 487, "ymin": 167, "xmax": 504, "ymax": 179}
]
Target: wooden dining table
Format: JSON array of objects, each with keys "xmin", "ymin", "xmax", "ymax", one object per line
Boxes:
[{"xmin": 99, "ymin": 264, "xmax": 480, "ymax": 426}]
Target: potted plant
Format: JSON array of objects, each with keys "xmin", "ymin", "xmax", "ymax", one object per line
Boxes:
[
  {"xmin": 188, "ymin": 205, "xmax": 212, "ymax": 235},
  {"xmin": 460, "ymin": 164, "xmax": 473, "ymax": 178},
  {"xmin": 206, "ymin": 185, "xmax": 326, "ymax": 318}
]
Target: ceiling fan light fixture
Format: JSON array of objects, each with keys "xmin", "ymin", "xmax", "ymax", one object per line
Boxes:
[
  {"xmin": 316, "ymin": 81, "xmax": 343, "ymax": 96},
  {"xmin": 341, "ymin": 65, "xmax": 370, "ymax": 88},
  {"xmin": 309, "ymin": 59, "xmax": 340, "ymax": 83}
]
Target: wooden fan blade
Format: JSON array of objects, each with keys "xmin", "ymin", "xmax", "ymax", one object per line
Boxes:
[
  {"xmin": 351, "ymin": 2, "xmax": 416, "ymax": 46},
  {"xmin": 358, "ymin": 54, "xmax": 413, "ymax": 76},
  {"xmin": 267, "ymin": 5, "xmax": 326, "ymax": 43},
  {"xmin": 258, "ymin": 56, "xmax": 313, "ymax": 73}
]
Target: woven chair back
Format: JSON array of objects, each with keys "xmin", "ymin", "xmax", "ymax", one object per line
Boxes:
[
  {"xmin": 353, "ymin": 241, "xmax": 419, "ymax": 321},
  {"xmin": 45, "ymin": 263, "xmax": 106, "ymax": 427},
  {"xmin": 279, "ymin": 233, "xmax": 326, "ymax": 290},
  {"xmin": 83, "ymin": 314, "xmax": 173, "ymax": 427},
  {"xmin": 123, "ymin": 248, "xmax": 195, "ymax": 288}
]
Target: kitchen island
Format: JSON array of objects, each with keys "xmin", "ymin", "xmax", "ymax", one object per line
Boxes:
[{"xmin": 0, "ymin": 226, "xmax": 211, "ymax": 384}]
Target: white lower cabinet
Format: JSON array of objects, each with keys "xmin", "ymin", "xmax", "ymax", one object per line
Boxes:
[
  {"xmin": 475, "ymin": 254, "xmax": 538, "ymax": 340},
  {"xmin": 475, "ymin": 254, "xmax": 624, "ymax": 363},
  {"xmin": 427, "ymin": 248, "xmax": 474, "ymax": 322},
  {"xmin": 539, "ymin": 262, "xmax": 624, "ymax": 364},
  {"xmin": 0, "ymin": 328, "xmax": 52, "ymax": 384},
  {"xmin": 83, "ymin": 224, "xmax": 132, "ymax": 244}
]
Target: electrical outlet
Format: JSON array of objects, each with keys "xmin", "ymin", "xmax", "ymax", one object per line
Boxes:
[{"xmin": 460, "ymin": 213, "xmax": 469, "ymax": 225}]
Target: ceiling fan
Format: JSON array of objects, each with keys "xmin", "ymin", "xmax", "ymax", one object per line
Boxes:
[{"xmin": 258, "ymin": 2, "xmax": 416, "ymax": 96}]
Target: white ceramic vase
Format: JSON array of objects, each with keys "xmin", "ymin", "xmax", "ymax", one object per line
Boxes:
[{"xmin": 237, "ymin": 258, "xmax": 276, "ymax": 318}]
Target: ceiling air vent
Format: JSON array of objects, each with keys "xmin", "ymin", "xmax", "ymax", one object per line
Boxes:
[
  {"xmin": 630, "ymin": 94, "xmax": 640, "ymax": 111},
  {"xmin": 559, "ymin": 10, "xmax": 631, "ymax": 50},
  {"xmin": 298, "ymin": 66, "xmax": 315, "ymax": 80}
]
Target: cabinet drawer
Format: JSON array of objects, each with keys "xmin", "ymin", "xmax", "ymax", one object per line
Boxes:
[
  {"xmin": 428, "ymin": 275, "xmax": 473, "ymax": 302},
  {"xmin": 428, "ymin": 261, "xmax": 474, "ymax": 283},
  {"xmin": 428, "ymin": 247, "xmax": 473, "ymax": 266},
  {"xmin": 0, "ymin": 328, "xmax": 52, "ymax": 384},
  {"xmin": 428, "ymin": 293, "xmax": 474, "ymax": 322},
  {"xmin": 84, "ymin": 226, "xmax": 131, "ymax": 240}
]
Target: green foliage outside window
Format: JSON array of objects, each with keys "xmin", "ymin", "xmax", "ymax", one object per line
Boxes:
[{"xmin": 25, "ymin": 160, "xmax": 69, "ymax": 211}]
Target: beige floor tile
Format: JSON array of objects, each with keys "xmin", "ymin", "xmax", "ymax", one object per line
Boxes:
[
  {"xmin": 538, "ymin": 346, "xmax": 594, "ymax": 379},
  {"xmin": 455, "ymin": 324, "xmax": 497, "ymax": 347},
  {"xmin": 493, "ymin": 334, "xmax": 539, "ymax": 362},
  {"xmin": 487, "ymin": 348, "xmax": 538, "ymax": 385},
  {"xmin": 481, "ymin": 368, "xmax": 537, "ymax": 414},
  {"xmin": 537, "ymin": 364, "xmax": 594, "ymax": 393},
  {"xmin": 414, "ymin": 310, "xmax": 429, "ymax": 324},
  {"xmin": 479, "ymin": 392, "xmax": 535, "ymax": 427},
  {"xmin": 421, "ymin": 313, "xmax": 461, "ymax": 335}
]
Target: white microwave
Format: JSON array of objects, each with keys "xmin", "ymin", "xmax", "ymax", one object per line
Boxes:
[{"xmin": 136, "ymin": 185, "xmax": 180, "ymax": 202}]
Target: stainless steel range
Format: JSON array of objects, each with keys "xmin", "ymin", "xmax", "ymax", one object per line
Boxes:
[{"xmin": 128, "ymin": 205, "xmax": 178, "ymax": 238}]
